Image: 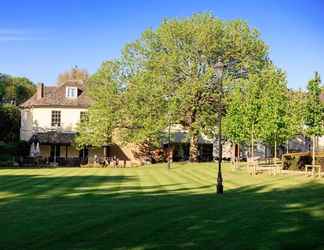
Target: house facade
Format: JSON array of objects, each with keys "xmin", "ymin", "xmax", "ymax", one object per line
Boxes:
[
  {"xmin": 20, "ymin": 81, "xmax": 313, "ymax": 166},
  {"xmin": 20, "ymin": 81, "xmax": 142, "ymax": 166}
]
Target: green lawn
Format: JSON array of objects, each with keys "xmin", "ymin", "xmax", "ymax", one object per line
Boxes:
[{"xmin": 1, "ymin": 163, "xmax": 324, "ymax": 250}]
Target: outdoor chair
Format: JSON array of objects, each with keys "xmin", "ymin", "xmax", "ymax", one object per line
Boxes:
[{"xmin": 247, "ymin": 158, "xmax": 260, "ymax": 176}]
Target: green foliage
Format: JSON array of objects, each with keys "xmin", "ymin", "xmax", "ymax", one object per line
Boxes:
[
  {"xmin": 224, "ymin": 64, "xmax": 305, "ymax": 156},
  {"xmin": 0, "ymin": 74, "xmax": 35, "ymax": 105},
  {"xmin": 123, "ymin": 71, "xmax": 170, "ymax": 145},
  {"xmin": 75, "ymin": 61, "xmax": 123, "ymax": 148},
  {"xmin": 305, "ymin": 72, "xmax": 323, "ymax": 136},
  {"xmin": 0, "ymin": 141, "xmax": 29, "ymax": 162},
  {"xmin": 121, "ymin": 13, "xmax": 270, "ymax": 157},
  {"xmin": 223, "ymin": 80, "xmax": 249, "ymax": 144},
  {"xmin": 286, "ymin": 90, "xmax": 306, "ymax": 137},
  {"xmin": 258, "ymin": 65, "xmax": 289, "ymax": 146},
  {"xmin": 0, "ymin": 104, "xmax": 20, "ymax": 143},
  {"xmin": 282, "ymin": 155, "xmax": 312, "ymax": 170}
]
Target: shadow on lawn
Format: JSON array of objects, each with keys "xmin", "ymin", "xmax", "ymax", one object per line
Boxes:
[{"xmin": 0, "ymin": 173, "xmax": 324, "ymax": 250}]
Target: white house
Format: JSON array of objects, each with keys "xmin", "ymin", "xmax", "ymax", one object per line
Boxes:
[{"xmin": 20, "ymin": 81, "xmax": 141, "ymax": 166}]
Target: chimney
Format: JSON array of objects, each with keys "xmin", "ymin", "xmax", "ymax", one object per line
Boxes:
[{"xmin": 37, "ymin": 83, "xmax": 44, "ymax": 100}]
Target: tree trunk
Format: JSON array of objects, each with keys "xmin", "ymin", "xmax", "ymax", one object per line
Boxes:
[
  {"xmin": 189, "ymin": 134, "xmax": 199, "ymax": 162},
  {"xmin": 312, "ymin": 135, "xmax": 316, "ymax": 166},
  {"xmin": 232, "ymin": 142, "xmax": 236, "ymax": 169},
  {"xmin": 237, "ymin": 144, "xmax": 240, "ymax": 168},
  {"xmin": 265, "ymin": 145, "xmax": 267, "ymax": 160},
  {"xmin": 103, "ymin": 146, "xmax": 108, "ymax": 158},
  {"xmin": 251, "ymin": 132, "xmax": 254, "ymax": 160},
  {"xmin": 274, "ymin": 140, "xmax": 277, "ymax": 165}
]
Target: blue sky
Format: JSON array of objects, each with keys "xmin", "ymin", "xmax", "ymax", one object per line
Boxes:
[{"xmin": 0, "ymin": 0, "xmax": 323, "ymax": 89}]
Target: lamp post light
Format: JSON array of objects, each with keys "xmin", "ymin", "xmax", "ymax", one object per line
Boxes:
[{"xmin": 213, "ymin": 59, "xmax": 225, "ymax": 194}]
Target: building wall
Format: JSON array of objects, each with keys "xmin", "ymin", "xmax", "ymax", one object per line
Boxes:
[
  {"xmin": 40, "ymin": 145, "xmax": 51, "ymax": 157},
  {"xmin": 20, "ymin": 109, "xmax": 33, "ymax": 141},
  {"xmin": 59, "ymin": 145, "xmax": 80, "ymax": 158},
  {"xmin": 20, "ymin": 107, "xmax": 87, "ymax": 141},
  {"xmin": 37, "ymin": 145, "xmax": 79, "ymax": 159},
  {"xmin": 87, "ymin": 144, "xmax": 143, "ymax": 166}
]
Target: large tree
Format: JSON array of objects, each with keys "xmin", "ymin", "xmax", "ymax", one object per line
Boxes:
[
  {"xmin": 304, "ymin": 72, "xmax": 323, "ymax": 165},
  {"xmin": 121, "ymin": 13, "xmax": 270, "ymax": 161},
  {"xmin": 75, "ymin": 61, "xmax": 123, "ymax": 151}
]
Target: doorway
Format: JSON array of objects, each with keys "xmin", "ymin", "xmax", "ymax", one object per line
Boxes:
[{"xmin": 50, "ymin": 144, "xmax": 60, "ymax": 162}]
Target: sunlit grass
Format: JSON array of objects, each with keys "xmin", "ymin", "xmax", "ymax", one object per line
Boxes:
[{"xmin": 0, "ymin": 163, "xmax": 324, "ymax": 249}]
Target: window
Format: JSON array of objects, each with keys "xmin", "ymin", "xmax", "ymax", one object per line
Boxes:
[
  {"xmin": 51, "ymin": 111, "xmax": 61, "ymax": 127},
  {"xmin": 80, "ymin": 111, "xmax": 88, "ymax": 123},
  {"xmin": 66, "ymin": 87, "xmax": 78, "ymax": 98}
]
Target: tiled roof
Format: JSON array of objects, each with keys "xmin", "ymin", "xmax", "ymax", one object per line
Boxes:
[{"xmin": 20, "ymin": 81, "xmax": 91, "ymax": 108}]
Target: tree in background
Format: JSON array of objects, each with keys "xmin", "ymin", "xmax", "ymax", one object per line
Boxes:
[
  {"xmin": 57, "ymin": 66, "xmax": 89, "ymax": 85},
  {"xmin": 123, "ymin": 69, "xmax": 171, "ymax": 146},
  {"xmin": 240, "ymin": 72, "xmax": 265, "ymax": 160},
  {"xmin": 0, "ymin": 104, "xmax": 20, "ymax": 143},
  {"xmin": 258, "ymin": 65, "xmax": 289, "ymax": 160},
  {"xmin": 0, "ymin": 73, "xmax": 35, "ymax": 144},
  {"xmin": 121, "ymin": 13, "xmax": 270, "ymax": 161},
  {"xmin": 304, "ymin": 72, "xmax": 323, "ymax": 166},
  {"xmin": 75, "ymin": 61, "xmax": 123, "ymax": 153},
  {"xmin": 285, "ymin": 89, "xmax": 306, "ymax": 153},
  {"xmin": 223, "ymin": 80, "xmax": 249, "ymax": 168},
  {"xmin": 0, "ymin": 74, "xmax": 35, "ymax": 105}
]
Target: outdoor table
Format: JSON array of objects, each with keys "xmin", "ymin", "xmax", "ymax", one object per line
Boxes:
[{"xmin": 305, "ymin": 165, "xmax": 321, "ymax": 177}]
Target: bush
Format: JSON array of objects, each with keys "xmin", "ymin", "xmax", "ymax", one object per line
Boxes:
[
  {"xmin": 282, "ymin": 153, "xmax": 324, "ymax": 171},
  {"xmin": 16, "ymin": 141, "xmax": 30, "ymax": 157},
  {"xmin": 283, "ymin": 154, "xmax": 312, "ymax": 170},
  {"xmin": 0, "ymin": 141, "xmax": 30, "ymax": 162},
  {"xmin": 0, "ymin": 143, "xmax": 16, "ymax": 161}
]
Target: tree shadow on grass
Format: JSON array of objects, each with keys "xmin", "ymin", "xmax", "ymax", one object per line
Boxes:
[{"xmin": 0, "ymin": 174, "xmax": 324, "ymax": 250}]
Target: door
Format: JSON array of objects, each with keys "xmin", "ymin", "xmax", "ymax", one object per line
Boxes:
[
  {"xmin": 50, "ymin": 144, "xmax": 60, "ymax": 162},
  {"xmin": 79, "ymin": 147, "xmax": 89, "ymax": 163}
]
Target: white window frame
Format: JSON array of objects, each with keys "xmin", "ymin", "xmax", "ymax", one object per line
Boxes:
[{"xmin": 66, "ymin": 87, "xmax": 78, "ymax": 98}]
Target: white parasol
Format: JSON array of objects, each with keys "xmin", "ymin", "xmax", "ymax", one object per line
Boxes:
[
  {"xmin": 30, "ymin": 142, "xmax": 36, "ymax": 157},
  {"xmin": 35, "ymin": 142, "xmax": 40, "ymax": 156}
]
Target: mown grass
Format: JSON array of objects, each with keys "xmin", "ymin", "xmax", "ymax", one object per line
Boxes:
[{"xmin": 0, "ymin": 163, "xmax": 324, "ymax": 250}]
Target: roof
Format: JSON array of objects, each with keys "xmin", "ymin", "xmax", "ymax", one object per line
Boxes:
[
  {"xmin": 20, "ymin": 81, "xmax": 91, "ymax": 108},
  {"xmin": 30, "ymin": 131, "xmax": 76, "ymax": 144}
]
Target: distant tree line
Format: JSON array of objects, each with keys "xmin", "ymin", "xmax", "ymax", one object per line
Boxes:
[{"xmin": 0, "ymin": 73, "xmax": 36, "ymax": 143}]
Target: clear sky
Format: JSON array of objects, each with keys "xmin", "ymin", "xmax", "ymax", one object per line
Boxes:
[{"xmin": 1, "ymin": 0, "xmax": 323, "ymax": 89}]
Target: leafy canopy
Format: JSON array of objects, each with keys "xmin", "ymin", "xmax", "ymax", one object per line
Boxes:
[
  {"xmin": 305, "ymin": 72, "xmax": 323, "ymax": 137},
  {"xmin": 121, "ymin": 13, "xmax": 270, "ymax": 150},
  {"xmin": 75, "ymin": 61, "xmax": 123, "ymax": 148},
  {"xmin": 0, "ymin": 73, "xmax": 35, "ymax": 105}
]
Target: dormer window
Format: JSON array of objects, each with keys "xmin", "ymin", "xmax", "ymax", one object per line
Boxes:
[{"xmin": 66, "ymin": 87, "xmax": 78, "ymax": 98}]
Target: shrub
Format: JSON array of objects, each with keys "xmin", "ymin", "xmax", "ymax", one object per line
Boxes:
[{"xmin": 283, "ymin": 154, "xmax": 312, "ymax": 170}]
